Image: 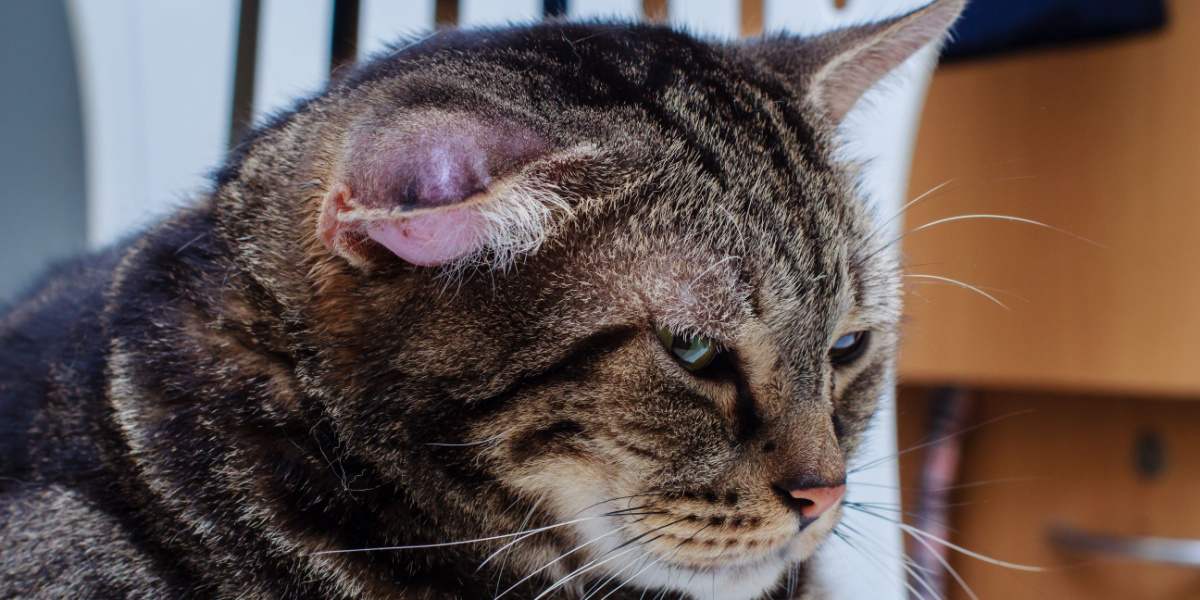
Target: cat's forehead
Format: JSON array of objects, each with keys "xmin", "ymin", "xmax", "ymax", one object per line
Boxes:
[{"xmin": 599, "ymin": 185, "xmax": 882, "ymax": 342}]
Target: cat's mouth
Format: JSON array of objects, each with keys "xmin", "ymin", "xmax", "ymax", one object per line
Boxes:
[
  {"xmin": 583, "ymin": 529, "xmax": 805, "ymax": 600},
  {"xmin": 568, "ymin": 505, "xmax": 839, "ymax": 599}
]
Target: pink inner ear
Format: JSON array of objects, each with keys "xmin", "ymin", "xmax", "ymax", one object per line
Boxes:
[
  {"xmin": 321, "ymin": 111, "xmax": 550, "ymax": 268},
  {"xmin": 364, "ymin": 208, "xmax": 486, "ymax": 267}
]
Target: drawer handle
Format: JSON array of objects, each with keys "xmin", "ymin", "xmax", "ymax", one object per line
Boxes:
[{"xmin": 1049, "ymin": 525, "xmax": 1200, "ymax": 567}]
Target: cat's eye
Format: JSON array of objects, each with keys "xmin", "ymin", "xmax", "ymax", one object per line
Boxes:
[
  {"xmin": 656, "ymin": 326, "xmax": 719, "ymax": 372},
  {"xmin": 829, "ymin": 331, "xmax": 870, "ymax": 366}
]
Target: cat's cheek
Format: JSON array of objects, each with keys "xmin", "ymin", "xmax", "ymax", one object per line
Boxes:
[{"xmin": 365, "ymin": 210, "xmax": 484, "ymax": 267}]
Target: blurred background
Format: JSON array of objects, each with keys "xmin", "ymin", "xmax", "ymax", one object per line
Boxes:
[{"xmin": 1, "ymin": 0, "xmax": 1195, "ymax": 599}]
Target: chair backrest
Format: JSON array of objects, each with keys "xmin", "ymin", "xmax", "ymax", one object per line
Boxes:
[{"xmin": 66, "ymin": 2, "xmax": 936, "ymax": 597}]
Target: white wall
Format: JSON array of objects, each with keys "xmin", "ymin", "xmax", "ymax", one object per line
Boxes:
[{"xmin": 68, "ymin": 0, "xmax": 238, "ymax": 248}]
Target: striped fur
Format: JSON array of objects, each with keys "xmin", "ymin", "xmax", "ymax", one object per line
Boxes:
[{"xmin": 0, "ymin": 5, "xmax": 961, "ymax": 598}]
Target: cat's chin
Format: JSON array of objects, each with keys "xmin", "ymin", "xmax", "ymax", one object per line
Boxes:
[
  {"xmin": 619, "ymin": 556, "xmax": 791, "ymax": 600},
  {"xmin": 572, "ymin": 510, "xmax": 838, "ymax": 600}
]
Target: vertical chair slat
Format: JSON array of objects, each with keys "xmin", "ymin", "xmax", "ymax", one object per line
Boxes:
[
  {"xmin": 229, "ymin": 0, "xmax": 261, "ymax": 147},
  {"xmin": 330, "ymin": 0, "xmax": 361, "ymax": 74}
]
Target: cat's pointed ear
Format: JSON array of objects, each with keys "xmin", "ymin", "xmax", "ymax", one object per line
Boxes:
[
  {"xmin": 318, "ymin": 113, "xmax": 576, "ymax": 269},
  {"xmin": 744, "ymin": 0, "xmax": 965, "ymax": 124}
]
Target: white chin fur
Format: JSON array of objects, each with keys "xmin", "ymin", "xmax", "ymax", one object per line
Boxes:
[{"xmin": 570, "ymin": 507, "xmax": 838, "ymax": 600}]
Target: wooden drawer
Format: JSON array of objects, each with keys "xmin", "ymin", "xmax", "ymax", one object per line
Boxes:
[
  {"xmin": 897, "ymin": 0, "xmax": 1200, "ymax": 397},
  {"xmin": 898, "ymin": 388, "xmax": 1200, "ymax": 599}
]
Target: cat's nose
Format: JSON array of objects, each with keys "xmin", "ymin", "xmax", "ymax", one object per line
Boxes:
[{"xmin": 773, "ymin": 478, "xmax": 846, "ymax": 521}]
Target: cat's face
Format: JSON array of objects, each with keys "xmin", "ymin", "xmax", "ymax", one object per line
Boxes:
[{"xmin": 220, "ymin": 3, "xmax": 961, "ymax": 598}]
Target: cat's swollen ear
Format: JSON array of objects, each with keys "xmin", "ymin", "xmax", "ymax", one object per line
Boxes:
[
  {"xmin": 745, "ymin": 0, "xmax": 965, "ymax": 124},
  {"xmin": 318, "ymin": 113, "xmax": 573, "ymax": 269}
]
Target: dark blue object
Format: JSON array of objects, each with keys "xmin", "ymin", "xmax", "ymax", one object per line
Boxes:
[{"xmin": 943, "ymin": 0, "xmax": 1167, "ymax": 61}]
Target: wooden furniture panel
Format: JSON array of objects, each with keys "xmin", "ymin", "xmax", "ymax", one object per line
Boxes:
[
  {"xmin": 899, "ymin": 388, "xmax": 1200, "ymax": 600},
  {"xmin": 898, "ymin": 0, "xmax": 1200, "ymax": 397}
]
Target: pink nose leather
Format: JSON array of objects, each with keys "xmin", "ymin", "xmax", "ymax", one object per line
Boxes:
[{"xmin": 787, "ymin": 484, "xmax": 846, "ymax": 520}]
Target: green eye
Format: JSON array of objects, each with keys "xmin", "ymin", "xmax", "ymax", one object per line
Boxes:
[{"xmin": 656, "ymin": 326, "xmax": 718, "ymax": 372}]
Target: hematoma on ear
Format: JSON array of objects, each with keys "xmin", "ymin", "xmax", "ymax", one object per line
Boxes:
[{"xmin": 318, "ymin": 109, "xmax": 586, "ymax": 270}]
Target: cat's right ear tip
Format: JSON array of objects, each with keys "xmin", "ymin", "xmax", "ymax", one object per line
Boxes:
[{"xmin": 921, "ymin": 0, "xmax": 969, "ymax": 26}]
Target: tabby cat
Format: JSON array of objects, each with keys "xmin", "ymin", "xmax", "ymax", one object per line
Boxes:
[{"xmin": 0, "ymin": 1, "xmax": 963, "ymax": 598}]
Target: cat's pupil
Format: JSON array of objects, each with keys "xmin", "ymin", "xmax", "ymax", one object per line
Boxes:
[
  {"xmin": 656, "ymin": 327, "xmax": 718, "ymax": 372},
  {"xmin": 829, "ymin": 331, "xmax": 870, "ymax": 366},
  {"xmin": 672, "ymin": 337, "xmax": 708, "ymax": 363}
]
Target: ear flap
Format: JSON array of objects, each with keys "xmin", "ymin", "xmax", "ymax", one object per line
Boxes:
[
  {"xmin": 745, "ymin": 0, "xmax": 965, "ymax": 124},
  {"xmin": 319, "ymin": 112, "xmax": 572, "ymax": 269}
]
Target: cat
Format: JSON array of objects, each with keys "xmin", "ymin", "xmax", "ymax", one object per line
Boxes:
[{"xmin": 0, "ymin": 1, "xmax": 963, "ymax": 598}]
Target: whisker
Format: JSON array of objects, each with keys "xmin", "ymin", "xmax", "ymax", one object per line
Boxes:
[
  {"xmin": 903, "ymin": 279, "xmax": 1031, "ymax": 304},
  {"xmin": 908, "ymin": 214, "xmax": 1103, "ymax": 248},
  {"xmin": 495, "ymin": 498, "xmax": 544, "ymax": 596},
  {"xmin": 573, "ymin": 492, "xmax": 664, "ymax": 516},
  {"xmin": 931, "ymin": 476, "xmax": 1036, "ymax": 493},
  {"xmin": 910, "ymin": 530, "xmax": 979, "ymax": 600},
  {"xmin": 902, "ymin": 274, "xmax": 1008, "ymax": 309},
  {"xmin": 597, "ymin": 522, "xmax": 713, "ymax": 600},
  {"xmin": 862, "ymin": 178, "xmax": 956, "ymax": 246},
  {"xmin": 849, "ymin": 409, "xmax": 1035, "ymax": 475},
  {"xmin": 900, "ymin": 522, "xmax": 1045, "ymax": 573},
  {"xmin": 533, "ymin": 517, "xmax": 690, "ymax": 600},
  {"xmin": 425, "ymin": 432, "xmax": 508, "ymax": 447},
  {"xmin": 491, "ymin": 524, "xmax": 632, "ymax": 599},
  {"xmin": 859, "ymin": 207, "xmax": 1102, "ymax": 267},
  {"xmin": 480, "ymin": 505, "xmax": 663, "ymax": 570},
  {"xmin": 851, "ymin": 505, "xmax": 1044, "ymax": 572},
  {"xmin": 315, "ymin": 506, "xmax": 660, "ymax": 556},
  {"xmin": 585, "ymin": 552, "xmax": 651, "ymax": 600},
  {"xmin": 688, "ymin": 255, "xmax": 739, "ymax": 287},
  {"xmin": 834, "ymin": 527, "xmax": 936, "ymax": 600},
  {"xmin": 533, "ymin": 538, "xmax": 661, "ymax": 600}
]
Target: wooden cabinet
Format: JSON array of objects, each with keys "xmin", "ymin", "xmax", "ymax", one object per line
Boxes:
[
  {"xmin": 898, "ymin": 389, "xmax": 1200, "ymax": 600},
  {"xmin": 899, "ymin": 0, "xmax": 1200, "ymax": 397},
  {"xmin": 896, "ymin": 1, "xmax": 1200, "ymax": 597}
]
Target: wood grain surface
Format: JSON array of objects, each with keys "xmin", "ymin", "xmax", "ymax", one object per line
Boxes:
[{"xmin": 898, "ymin": 0, "xmax": 1200, "ymax": 397}]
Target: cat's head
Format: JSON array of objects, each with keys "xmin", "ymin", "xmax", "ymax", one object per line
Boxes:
[{"xmin": 219, "ymin": 1, "xmax": 962, "ymax": 597}]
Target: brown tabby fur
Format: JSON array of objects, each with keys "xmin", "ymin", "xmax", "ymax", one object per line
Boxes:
[{"xmin": 0, "ymin": 2, "xmax": 962, "ymax": 598}]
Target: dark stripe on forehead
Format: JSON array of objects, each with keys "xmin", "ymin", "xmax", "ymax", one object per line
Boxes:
[{"xmin": 555, "ymin": 35, "xmax": 731, "ymax": 185}]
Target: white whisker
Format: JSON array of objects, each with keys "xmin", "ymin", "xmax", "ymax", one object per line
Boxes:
[
  {"xmin": 864, "ymin": 178, "xmax": 956, "ymax": 245},
  {"xmin": 902, "ymin": 274, "xmax": 1008, "ymax": 309},
  {"xmin": 850, "ymin": 409, "xmax": 1034, "ymax": 474},
  {"xmin": 587, "ymin": 551, "xmax": 652, "ymax": 600},
  {"xmin": 314, "ymin": 514, "xmax": 612, "ymax": 556},
  {"xmin": 908, "ymin": 214, "xmax": 1103, "ymax": 248},
  {"xmin": 425, "ymin": 432, "xmax": 509, "ymax": 447},
  {"xmin": 903, "ymin": 523, "xmax": 980, "ymax": 600},
  {"xmin": 533, "ymin": 542, "xmax": 647, "ymax": 600},
  {"xmin": 688, "ymin": 255, "xmax": 738, "ymax": 288},
  {"xmin": 597, "ymin": 522, "xmax": 711, "ymax": 600},
  {"xmin": 835, "ymin": 527, "xmax": 936, "ymax": 600},
  {"xmin": 849, "ymin": 506, "xmax": 1044, "ymax": 573},
  {"xmin": 494, "ymin": 498, "xmax": 543, "ymax": 596},
  {"xmin": 900, "ymin": 523, "xmax": 1045, "ymax": 573},
  {"xmin": 492, "ymin": 524, "xmax": 630, "ymax": 599}
]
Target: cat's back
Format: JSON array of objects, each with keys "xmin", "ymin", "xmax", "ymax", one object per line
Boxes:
[
  {"xmin": 0, "ymin": 240, "xmax": 201, "ymax": 597},
  {"xmin": 0, "ymin": 246, "xmax": 122, "ymax": 484}
]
